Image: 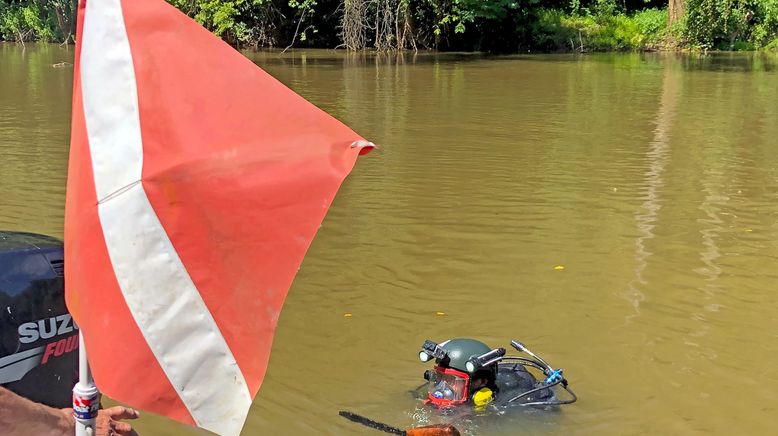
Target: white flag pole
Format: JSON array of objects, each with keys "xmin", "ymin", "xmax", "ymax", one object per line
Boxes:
[{"xmin": 73, "ymin": 331, "xmax": 100, "ymax": 436}]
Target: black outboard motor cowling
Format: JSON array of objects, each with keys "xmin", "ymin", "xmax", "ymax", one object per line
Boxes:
[{"xmin": 0, "ymin": 231, "xmax": 78, "ymax": 408}]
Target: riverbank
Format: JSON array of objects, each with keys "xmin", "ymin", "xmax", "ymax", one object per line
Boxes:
[
  {"xmin": 533, "ymin": 8, "xmax": 778, "ymax": 53},
  {"xmin": 2, "ymin": 0, "xmax": 778, "ymax": 53}
]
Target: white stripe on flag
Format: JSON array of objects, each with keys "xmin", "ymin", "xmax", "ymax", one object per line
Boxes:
[{"xmin": 79, "ymin": 1, "xmax": 252, "ymax": 435}]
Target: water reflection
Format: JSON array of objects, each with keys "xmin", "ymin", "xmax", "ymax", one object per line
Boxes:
[{"xmin": 625, "ymin": 62, "xmax": 679, "ymax": 318}]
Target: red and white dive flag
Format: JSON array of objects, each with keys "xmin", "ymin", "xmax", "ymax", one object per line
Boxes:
[{"xmin": 63, "ymin": 0, "xmax": 372, "ymax": 434}]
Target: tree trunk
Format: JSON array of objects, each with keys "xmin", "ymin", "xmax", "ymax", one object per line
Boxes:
[{"xmin": 668, "ymin": 0, "xmax": 684, "ymax": 26}]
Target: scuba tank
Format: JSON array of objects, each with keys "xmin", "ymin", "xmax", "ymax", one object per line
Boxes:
[{"xmin": 0, "ymin": 231, "xmax": 78, "ymax": 408}]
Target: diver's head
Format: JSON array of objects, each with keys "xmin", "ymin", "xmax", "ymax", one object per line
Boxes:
[{"xmin": 418, "ymin": 338, "xmax": 499, "ymax": 408}]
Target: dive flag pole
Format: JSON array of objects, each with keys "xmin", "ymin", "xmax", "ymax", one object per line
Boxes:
[{"xmin": 73, "ymin": 331, "xmax": 99, "ymax": 436}]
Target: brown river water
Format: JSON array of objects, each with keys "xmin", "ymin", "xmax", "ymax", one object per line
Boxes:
[{"xmin": 2, "ymin": 43, "xmax": 778, "ymax": 435}]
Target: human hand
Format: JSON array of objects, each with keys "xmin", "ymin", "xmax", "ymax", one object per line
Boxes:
[
  {"xmin": 94, "ymin": 406, "xmax": 140, "ymax": 436},
  {"xmin": 57, "ymin": 406, "xmax": 139, "ymax": 436}
]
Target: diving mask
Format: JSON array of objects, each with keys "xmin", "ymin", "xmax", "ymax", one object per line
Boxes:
[{"xmin": 426, "ymin": 367, "xmax": 469, "ymax": 407}]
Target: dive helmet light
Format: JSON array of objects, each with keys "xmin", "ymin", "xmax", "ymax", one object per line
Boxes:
[
  {"xmin": 419, "ymin": 340, "xmax": 448, "ymax": 362},
  {"xmin": 465, "ymin": 348, "xmax": 506, "ymax": 373}
]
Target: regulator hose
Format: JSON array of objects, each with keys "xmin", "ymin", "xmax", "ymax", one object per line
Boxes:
[{"xmin": 506, "ymin": 377, "xmax": 577, "ymax": 406}]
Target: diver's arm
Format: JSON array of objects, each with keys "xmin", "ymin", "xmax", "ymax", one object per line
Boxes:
[{"xmin": 0, "ymin": 386, "xmax": 73, "ymax": 435}]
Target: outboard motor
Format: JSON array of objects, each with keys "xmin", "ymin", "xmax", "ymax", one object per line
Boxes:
[{"xmin": 0, "ymin": 231, "xmax": 78, "ymax": 408}]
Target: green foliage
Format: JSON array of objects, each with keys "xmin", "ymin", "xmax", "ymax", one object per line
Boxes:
[
  {"xmin": 0, "ymin": 0, "xmax": 60, "ymax": 42},
  {"xmin": 531, "ymin": 7, "xmax": 666, "ymax": 51},
  {"xmin": 1, "ymin": 0, "xmax": 777, "ymax": 52},
  {"xmin": 532, "ymin": 8, "xmax": 575, "ymax": 50},
  {"xmin": 751, "ymin": 0, "xmax": 778, "ymax": 47},
  {"xmin": 428, "ymin": 0, "xmax": 519, "ymax": 39},
  {"xmin": 591, "ymin": 0, "xmax": 619, "ymax": 18},
  {"xmin": 287, "ymin": 0, "xmax": 317, "ymax": 43},
  {"xmin": 766, "ymin": 36, "xmax": 778, "ymax": 49},
  {"xmin": 680, "ymin": 0, "xmax": 778, "ymax": 49},
  {"xmin": 168, "ymin": 0, "xmax": 242, "ymax": 36},
  {"xmin": 196, "ymin": 0, "xmax": 240, "ymax": 36},
  {"xmin": 633, "ymin": 8, "xmax": 668, "ymax": 44}
]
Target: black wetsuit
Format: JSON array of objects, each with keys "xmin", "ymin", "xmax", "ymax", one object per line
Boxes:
[{"xmin": 492, "ymin": 363, "xmax": 555, "ymax": 406}]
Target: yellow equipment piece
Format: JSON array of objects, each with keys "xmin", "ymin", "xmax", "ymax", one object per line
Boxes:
[{"xmin": 472, "ymin": 387, "xmax": 494, "ymax": 409}]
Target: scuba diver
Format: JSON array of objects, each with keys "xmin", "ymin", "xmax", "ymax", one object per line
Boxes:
[
  {"xmin": 339, "ymin": 338, "xmax": 576, "ymax": 435},
  {"xmin": 418, "ymin": 338, "xmax": 577, "ymax": 410}
]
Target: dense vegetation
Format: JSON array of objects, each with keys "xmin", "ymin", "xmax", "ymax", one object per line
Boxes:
[{"xmin": 2, "ymin": 0, "xmax": 777, "ymax": 51}]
